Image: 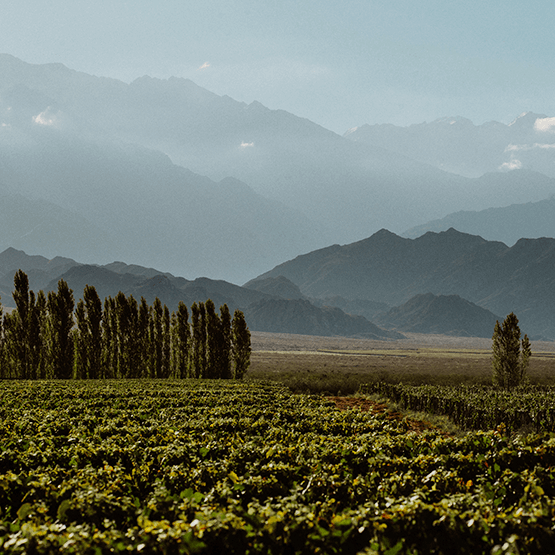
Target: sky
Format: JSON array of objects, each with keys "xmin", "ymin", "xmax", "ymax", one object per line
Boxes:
[{"xmin": 1, "ymin": 0, "xmax": 554, "ymax": 134}]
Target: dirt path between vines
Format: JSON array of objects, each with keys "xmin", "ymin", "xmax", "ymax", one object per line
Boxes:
[{"xmin": 329, "ymin": 396, "xmax": 447, "ymax": 435}]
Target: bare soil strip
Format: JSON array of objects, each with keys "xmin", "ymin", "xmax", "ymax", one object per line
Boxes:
[{"xmin": 329, "ymin": 396, "xmax": 444, "ymax": 434}]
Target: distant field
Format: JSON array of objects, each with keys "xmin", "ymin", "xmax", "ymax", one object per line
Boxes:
[{"xmin": 249, "ymin": 331, "xmax": 555, "ymax": 393}]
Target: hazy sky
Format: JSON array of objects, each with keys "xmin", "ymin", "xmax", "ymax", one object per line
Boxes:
[{"xmin": 1, "ymin": 0, "xmax": 554, "ymax": 133}]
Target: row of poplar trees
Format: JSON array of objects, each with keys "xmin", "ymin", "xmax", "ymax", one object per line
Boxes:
[{"xmin": 0, "ymin": 270, "xmax": 251, "ymax": 380}]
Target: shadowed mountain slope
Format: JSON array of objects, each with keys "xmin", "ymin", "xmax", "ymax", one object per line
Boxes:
[
  {"xmin": 374, "ymin": 293, "xmax": 501, "ymax": 338},
  {"xmin": 243, "ymin": 298, "xmax": 404, "ymax": 339},
  {"xmin": 247, "ymin": 229, "xmax": 555, "ymax": 339},
  {"xmin": 0, "ymin": 248, "xmax": 397, "ymax": 339}
]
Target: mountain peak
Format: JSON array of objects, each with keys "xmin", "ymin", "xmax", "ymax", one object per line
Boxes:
[{"xmin": 508, "ymin": 111, "xmax": 548, "ymax": 129}]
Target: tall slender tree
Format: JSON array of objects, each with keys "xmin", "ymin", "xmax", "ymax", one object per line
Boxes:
[
  {"xmin": 137, "ymin": 297, "xmax": 151, "ymax": 378},
  {"xmin": 190, "ymin": 302, "xmax": 201, "ymax": 378},
  {"xmin": 102, "ymin": 297, "xmax": 117, "ymax": 379},
  {"xmin": 492, "ymin": 312, "xmax": 531, "ymax": 389},
  {"xmin": 46, "ymin": 279, "xmax": 75, "ymax": 379},
  {"xmin": 162, "ymin": 304, "xmax": 171, "ymax": 378},
  {"xmin": 151, "ymin": 297, "xmax": 164, "ymax": 378},
  {"xmin": 74, "ymin": 285, "xmax": 103, "ymax": 379},
  {"xmin": 171, "ymin": 301, "xmax": 190, "ymax": 379},
  {"xmin": 84, "ymin": 285, "xmax": 103, "ymax": 379},
  {"xmin": 205, "ymin": 299, "xmax": 220, "ymax": 379},
  {"xmin": 33, "ymin": 290, "xmax": 47, "ymax": 379},
  {"xmin": 219, "ymin": 304, "xmax": 233, "ymax": 379},
  {"xmin": 114, "ymin": 292, "xmax": 131, "ymax": 378},
  {"xmin": 74, "ymin": 299, "xmax": 88, "ymax": 379},
  {"xmin": 6, "ymin": 270, "xmax": 32, "ymax": 378},
  {"xmin": 232, "ymin": 309, "xmax": 251, "ymax": 379}
]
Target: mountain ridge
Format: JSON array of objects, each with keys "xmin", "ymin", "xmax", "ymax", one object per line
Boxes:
[
  {"xmin": 3, "ymin": 53, "xmax": 555, "ymax": 261},
  {"xmin": 374, "ymin": 293, "xmax": 501, "ymax": 338},
  {"xmin": 403, "ymin": 195, "xmax": 555, "ymax": 245},
  {"xmin": 248, "ymin": 229, "xmax": 555, "ymax": 339},
  {"xmin": 0, "ymin": 248, "xmax": 397, "ymax": 340}
]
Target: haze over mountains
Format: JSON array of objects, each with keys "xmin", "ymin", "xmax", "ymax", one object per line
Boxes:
[
  {"xmin": 1, "ymin": 54, "xmax": 555, "ymax": 341},
  {"xmin": 2, "ymin": 54, "xmax": 555, "ymax": 285},
  {"xmin": 345, "ymin": 113, "xmax": 555, "ymax": 179},
  {"xmin": 403, "ymin": 195, "xmax": 555, "ymax": 244}
]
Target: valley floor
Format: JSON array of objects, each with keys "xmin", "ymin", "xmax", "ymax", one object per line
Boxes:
[{"xmin": 249, "ymin": 331, "xmax": 555, "ymax": 393}]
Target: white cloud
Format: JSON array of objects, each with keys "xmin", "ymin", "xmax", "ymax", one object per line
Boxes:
[
  {"xmin": 240, "ymin": 141, "xmax": 254, "ymax": 148},
  {"xmin": 33, "ymin": 107, "xmax": 58, "ymax": 126},
  {"xmin": 198, "ymin": 62, "xmax": 210, "ymax": 70},
  {"xmin": 499, "ymin": 159, "xmax": 522, "ymax": 171},
  {"xmin": 505, "ymin": 142, "xmax": 555, "ymax": 152},
  {"xmin": 534, "ymin": 116, "xmax": 555, "ymax": 133}
]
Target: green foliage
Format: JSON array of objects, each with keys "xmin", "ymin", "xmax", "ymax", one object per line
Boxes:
[
  {"xmin": 1, "ymin": 381, "xmax": 555, "ymax": 554},
  {"xmin": 45, "ymin": 279, "xmax": 75, "ymax": 379},
  {"xmin": 232, "ymin": 309, "xmax": 251, "ymax": 379},
  {"xmin": 362, "ymin": 382, "xmax": 555, "ymax": 433},
  {"xmin": 492, "ymin": 313, "xmax": 531, "ymax": 389},
  {"xmin": 219, "ymin": 304, "xmax": 233, "ymax": 380},
  {"xmin": 1, "ymin": 271, "xmax": 251, "ymax": 381},
  {"xmin": 74, "ymin": 285, "xmax": 103, "ymax": 379},
  {"xmin": 171, "ymin": 301, "xmax": 190, "ymax": 379}
]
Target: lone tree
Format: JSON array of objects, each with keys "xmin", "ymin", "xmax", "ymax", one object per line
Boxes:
[{"xmin": 492, "ymin": 312, "xmax": 531, "ymax": 389}]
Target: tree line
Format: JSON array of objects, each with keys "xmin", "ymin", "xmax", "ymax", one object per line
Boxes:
[{"xmin": 0, "ymin": 270, "xmax": 251, "ymax": 380}]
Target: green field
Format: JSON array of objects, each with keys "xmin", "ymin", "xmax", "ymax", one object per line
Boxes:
[{"xmin": 2, "ymin": 379, "xmax": 555, "ymax": 554}]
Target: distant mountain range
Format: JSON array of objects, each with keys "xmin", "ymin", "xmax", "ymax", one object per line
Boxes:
[
  {"xmin": 247, "ymin": 228, "xmax": 555, "ymax": 340},
  {"xmin": 2, "ymin": 54, "xmax": 555, "ymax": 284},
  {"xmin": 0, "ymin": 248, "xmax": 399, "ymax": 340},
  {"xmin": 403, "ymin": 195, "xmax": 555, "ymax": 245},
  {"xmin": 2, "ymin": 53, "xmax": 555, "ymax": 340},
  {"xmin": 344, "ymin": 113, "xmax": 555, "ymax": 179}
]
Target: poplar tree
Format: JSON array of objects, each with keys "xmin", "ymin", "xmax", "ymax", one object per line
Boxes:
[
  {"xmin": 74, "ymin": 285, "xmax": 103, "ymax": 379},
  {"xmin": 162, "ymin": 304, "xmax": 171, "ymax": 378},
  {"xmin": 74, "ymin": 299, "xmax": 88, "ymax": 379},
  {"xmin": 232, "ymin": 309, "xmax": 251, "ymax": 379},
  {"xmin": 198, "ymin": 301, "xmax": 207, "ymax": 378},
  {"xmin": 492, "ymin": 312, "xmax": 531, "ymax": 389},
  {"xmin": 190, "ymin": 302, "xmax": 201, "ymax": 378},
  {"xmin": 219, "ymin": 304, "xmax": 233, "ymax": 379},
  {"xmin": 114, "ymin": 292, "xmax": 133, "ymax": 378},
  {"xmin": 33, "ymin": 290, "xmax": 47, "ymax": 379},
  {"xmin": 137, "ymin": 297, "xmax": 151, "ymax": 378},
  {"xmin": 84, "ymin": 285, "xmax": 103, "ymax": 379},
  {"xmin": 46, "ymin": 279, "xmax": 75, "ymax": 379},
  {"xmin": 102, "ymin": 297, "xmax": 117, "ymax": 379},
  {"xmin": 171, "ymin": 301, "xmax": 190, "ymax": 378},
  {"xmin": 6, "ymin": 270, "xmax": 32, "ymax": 378},
  {"xmin": 205, "ymin": 299, "xmax": 220, "ymax": 379},
  {"xmin": 151, "ymin": 298, "xmax": 164, "ymax": 378}
]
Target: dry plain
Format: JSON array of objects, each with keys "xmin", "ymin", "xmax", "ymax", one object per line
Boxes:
[{"xmin": 249, "ymin": 331, "xmax": 555, "ymax": 393}]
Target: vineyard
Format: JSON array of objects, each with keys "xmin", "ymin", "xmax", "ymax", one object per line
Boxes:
[
  {"xmin": 362, "ymin": 382, "xmax": 555, "ymax": 433},
  {"xmin": 1, "ymin": 380, "xmax": 555, "ymax": 554}
]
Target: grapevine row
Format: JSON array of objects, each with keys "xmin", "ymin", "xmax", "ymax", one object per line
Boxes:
[
  {"xmin": 361, "ymin": 382, "xmax": 555, "ymax": 433},
  {"xmin": 1, "ymin": 381, "xmax": 555, "ymax": 554}
]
